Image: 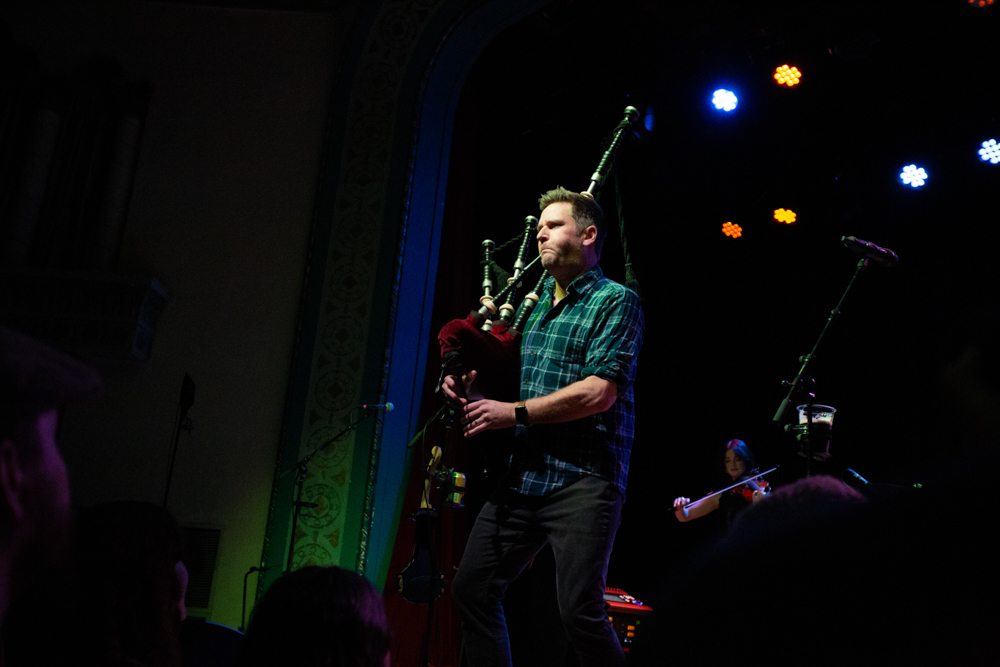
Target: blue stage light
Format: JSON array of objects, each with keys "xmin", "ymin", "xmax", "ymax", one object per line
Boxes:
[
  {"xmin": 644, "ymin": 106, "xmax": 655, "ymax": 132},
  {"xmin": 979, "ymin": 139, "xmax": 1000, "ymax": 164},
  {"xmin": 712, "ymin": 89, "xmax": 738, "ymax": 112},
  {"xmin": 899, "ymin": 164, "xmax": 927, "ymax": 188}
]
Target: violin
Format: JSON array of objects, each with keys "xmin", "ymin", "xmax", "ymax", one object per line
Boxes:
[{"xmin": 733, "ymin": 467, "xmax": 771, "ymax": 503}]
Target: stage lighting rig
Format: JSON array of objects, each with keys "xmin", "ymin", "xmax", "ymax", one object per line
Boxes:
[
  {"xmin": 899, "ymin": 164, "xmax": 928, "ymax": 188},
  {"xmin": 979, "ymin": 139, "xmax": 1000, "ymax": 164},
  {"xmin": 773, "ymin": 65, "xmax": 802, "ymax": 87},
  {"xmin": 773, "ymin": 208, "xmax": 797, "ymax": 224},
  {"xmin": 712, "ymin": 89, "xmax": 738, "ymax": 112},
  {"xmin": 722, "ymin": 221, "xmax": 743, "ymax": 238}
]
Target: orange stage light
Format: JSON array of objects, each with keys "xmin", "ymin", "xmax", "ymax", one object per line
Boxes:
[
  {"xmin": 773, "ymin": 208, "xmax": 797, "ymax": 224},
  {"xmin": 773, "ymin": 65, "xmax": 802, "ymax": 87},
  {"xmin": 722, "ymin": 222, "xmax": 742, "ymax": 238}
]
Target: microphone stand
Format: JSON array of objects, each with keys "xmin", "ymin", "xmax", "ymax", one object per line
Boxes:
[
  {"xmin": 282, "ymin": 408, "xmax": 379, "ymax": 573},
  {"xmin": 163, "ymin": 373, "xmax": 195, "ymax": 508},
  {"xmin": 773, "ymin": 258, "xmax": 869, "ymax": 476},
  {"xmin": 240, "ymin": 565, "xmax": 273, "ymax": 632},
  {"xmin": 407, "ymin": 403, "xmax": 449, "ymax": 449}
]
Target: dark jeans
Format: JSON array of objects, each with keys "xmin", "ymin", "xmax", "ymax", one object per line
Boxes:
[{"xmin": 452, "ymin": 475, "xmax": 627, "ymax": 667}]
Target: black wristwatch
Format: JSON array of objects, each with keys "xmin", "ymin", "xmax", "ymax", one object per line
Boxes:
[{"xmin": 514, "ymin": 401, "xmax": 529, "ymax": 425}]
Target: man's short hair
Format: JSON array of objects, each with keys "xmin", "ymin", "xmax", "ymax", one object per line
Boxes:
[{"xmin": 538, "ymin": 186, "xmax": 608, "ymax": 258}]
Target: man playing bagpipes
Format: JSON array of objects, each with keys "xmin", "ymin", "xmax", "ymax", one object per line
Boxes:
[{"xmin": 442, "ymin": 186, "xmax": 644, "ymax": 667}]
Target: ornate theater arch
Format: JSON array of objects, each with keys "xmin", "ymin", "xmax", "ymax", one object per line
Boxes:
[{"xmin": 258, "ymin": 0, "xmax": 548, "ymax": 598}]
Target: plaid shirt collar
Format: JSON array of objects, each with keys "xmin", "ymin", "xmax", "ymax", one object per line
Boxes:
[{"xmin": 543, "ymin": 263, "xmax": 604, "ymax": 304}]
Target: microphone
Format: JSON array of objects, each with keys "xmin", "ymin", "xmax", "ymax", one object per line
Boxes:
[
  {"xmin": 361, "ymin": 402, "xmax": 394, "ymax": 412},
  {"xmin": 841, "ymin": 236, "xmax": 899, "ymax": 268}
]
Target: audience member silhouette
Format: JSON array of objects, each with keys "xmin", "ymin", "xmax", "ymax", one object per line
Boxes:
[
  {"xmin": 649, "ymin": 471, "xmax": 998, "ymax": 665},
  {"xmin": 0, "ymin": 326, "xmax": 99, "ymax": 625},
  {"xmin": 71, "ymin": 500, "xmax": 189, "ymax": 667},
  {"xmin": 236, "ymin": 566, "xmax": 390, "ymax": 667},
  {"xmin": 6, "ymin": 500, "xmax": 190, "ymax": 666}
]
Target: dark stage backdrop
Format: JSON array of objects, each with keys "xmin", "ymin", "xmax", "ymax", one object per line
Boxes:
[{"xmin": 384, "ymin": 0, "xmax": 1000, "ymax": 663}]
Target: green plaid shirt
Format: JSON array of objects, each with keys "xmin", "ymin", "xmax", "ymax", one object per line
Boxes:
[{"xmin": 509, "ymin": 265, "xmax": 644, "ymax": 496}]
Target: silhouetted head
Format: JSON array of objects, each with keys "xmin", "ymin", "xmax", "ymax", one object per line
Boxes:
[{"xmin": 238, "ymin": 566, "xmax": 391, "ymax": 667}]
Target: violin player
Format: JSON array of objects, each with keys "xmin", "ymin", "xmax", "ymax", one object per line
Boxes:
[{"xmin": 673, "ymin": 439, "xmax": 769, "ymax": 526}]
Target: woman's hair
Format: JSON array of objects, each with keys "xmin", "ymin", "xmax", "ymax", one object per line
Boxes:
[
  {"xmin": 723, "ymin": 439, "xmax": 756, "ymax": 475},
  {"xmin": 237, "ymin": 566, "xmax": 391, "ymax": 667}
]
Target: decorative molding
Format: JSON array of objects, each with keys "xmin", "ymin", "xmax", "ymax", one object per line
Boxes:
[{"xmin": 289, "ymin": 0, "xmax": 449, "ymax": 572}]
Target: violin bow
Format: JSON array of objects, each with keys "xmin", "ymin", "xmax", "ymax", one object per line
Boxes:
[{"xmin": 677, "ymin": 466, "xmax": 780, "ymax": 513}]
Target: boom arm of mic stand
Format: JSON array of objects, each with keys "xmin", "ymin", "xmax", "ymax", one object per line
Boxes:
[
  {"xmin": 773, "ymin": 258, "xmax": 869, "ymax": 425},
  {"xmin": 408, "ymin": 403, "xmax": 449, "ymax": 449}
]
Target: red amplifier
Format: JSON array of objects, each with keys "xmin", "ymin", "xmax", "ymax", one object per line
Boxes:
[{"xmin": 604, "ymin": 586, "xmax": 653, "ymax": 654}]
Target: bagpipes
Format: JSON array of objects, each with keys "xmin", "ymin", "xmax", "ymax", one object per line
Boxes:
[{"xmin": 435, "ymin": 105, "xmax": 641, "ymax": 403}]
